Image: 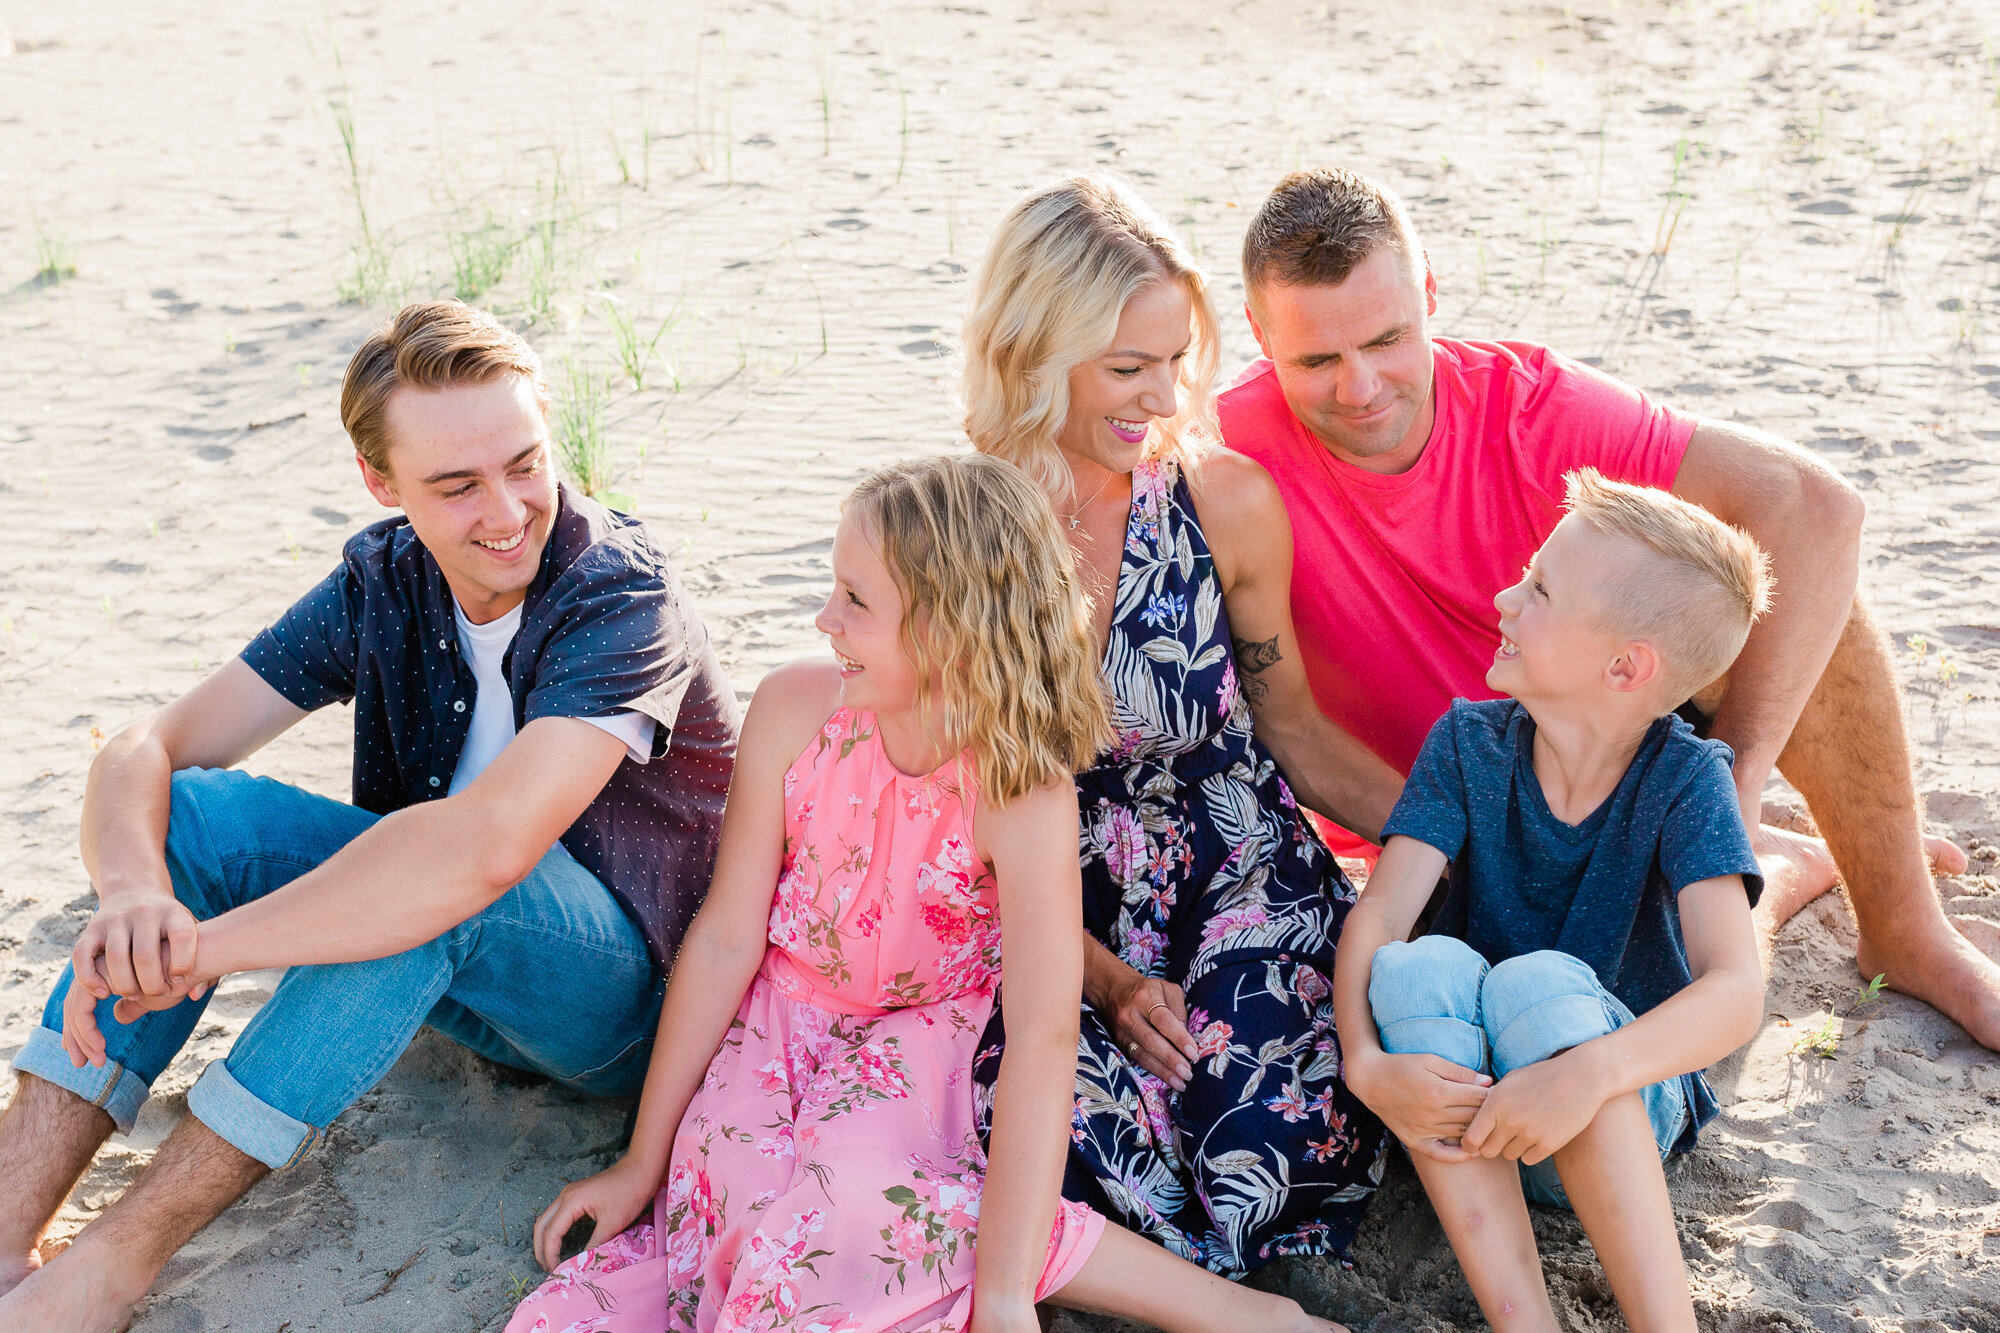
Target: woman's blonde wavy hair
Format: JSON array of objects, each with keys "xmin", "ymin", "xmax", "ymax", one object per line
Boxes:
[
  {"xmin": 959, "ymin": 173, "xmax": 1221, "ymax": 502},
  {"xmin": 846, "ymin": 455, "xmax": 1113, "ymax": 806}
]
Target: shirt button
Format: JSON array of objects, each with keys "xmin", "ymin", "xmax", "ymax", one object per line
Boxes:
[
  {"xmin": 429, "ymin": 776, "xmax": 441, "ymax": 788},
  {"xmin": 439, "ymin": 638, "xmax": 449, "ymax": 650},
  {"xmin": 454, "ymin": 699, "xmax": 466, "ymax": 712}
]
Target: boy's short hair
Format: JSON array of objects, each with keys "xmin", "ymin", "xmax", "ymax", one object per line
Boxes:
[
  {"xmin": 1241, "ymin": 166, "xmax": 1422, "ymax": 296},
  {"xmin": 341, "ymin": 301, "xmax": 547, "ymax": 475},
  {"xmin": 1564, "ymin": 468, "xmax": 1772, "ymax": 706}
]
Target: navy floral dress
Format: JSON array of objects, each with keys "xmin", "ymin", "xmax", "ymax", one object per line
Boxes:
[{"xmin": 974, "ymin": 460, "xmax": 1386, "ymax": 1278}]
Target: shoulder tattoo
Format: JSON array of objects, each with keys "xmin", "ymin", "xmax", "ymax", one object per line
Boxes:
[{"xmin": 1231, "ymin": 634, "xmax": 1281, "ymax": 705}]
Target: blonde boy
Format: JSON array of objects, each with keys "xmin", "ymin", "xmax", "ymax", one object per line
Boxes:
[{"xmin": 1331, "ymin": 469, "xmax": 1771, "ymax": 1331}]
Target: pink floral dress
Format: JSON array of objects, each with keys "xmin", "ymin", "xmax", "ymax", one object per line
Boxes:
[{"xmin": 506, "ymin": 708, "xmax": 1103, "ymax": 1333}]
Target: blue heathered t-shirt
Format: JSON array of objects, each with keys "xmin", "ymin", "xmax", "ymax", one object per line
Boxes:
[{"xmin": 1381, "ymin": 697, "xmax": 1763, "ymax": 1149}]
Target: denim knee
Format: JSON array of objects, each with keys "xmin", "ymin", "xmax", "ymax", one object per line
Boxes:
[
  {"xmin": 1369, "ymin": 935, "xmax": 1489, "ymax": 1072},
  {"xmin": 160, "ymin": 767, "xmax": 236, "ymax": 915},
  {"xmin": 1481, "ymin": 951, "xmax": 1622, "ymax": 1077}
]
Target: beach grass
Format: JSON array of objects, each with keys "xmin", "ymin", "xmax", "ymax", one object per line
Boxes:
[
  {"xmin": 28, "ymin": 208, "xmax": 77, "ymax": 284},
  {"xmin": 553, "ymin": 354, "xmax": 613, "ymax": 498},
  {"xmin": 599, "ymin": 290, "xmax": 683, "ymax": 391}
]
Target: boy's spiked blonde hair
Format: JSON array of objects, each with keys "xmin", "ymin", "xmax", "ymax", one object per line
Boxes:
[
  {"xmin": 958, "ymin": 173, "xmax": 1220, "ymax": 503},
  {"xmin": 1563, "ymin": 468, "xmax": 1773, "ymax": 706},
  {"xmin": 847, "ymin": 454, "xmax": 1113, "ymax": 806}
]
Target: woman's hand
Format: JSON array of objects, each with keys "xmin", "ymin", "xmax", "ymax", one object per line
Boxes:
[
  {"xmin": 530, "ymin": 1154, "xmax": 662, "ymax": 1272},
  {"xmin": 1088, "ymin": 948, "xmax": 1196, "ymax": 1091}
]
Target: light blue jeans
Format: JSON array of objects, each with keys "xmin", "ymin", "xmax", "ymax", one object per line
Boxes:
[
  {"xmin": 1367, "ymin": 935, "xmax": 1687, "ymax": 1208},
  {"xmin": 13, "ymin": 768, "xmax": 664, "ymax": 1169}
]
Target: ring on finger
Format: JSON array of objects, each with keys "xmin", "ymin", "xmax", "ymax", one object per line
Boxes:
[{"xmin": 1147, "ymin": 1002, "xmax": 1171, "ymax": 1020}]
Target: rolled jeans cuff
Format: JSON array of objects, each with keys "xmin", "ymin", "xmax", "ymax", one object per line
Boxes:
[
  {"xmin": 12, "ymin": 1026, "xmax": 152, "ymax": 1134},
  {"xmin": 1488, "ymin": 993, "xmax": 1616, "ymax": 1078},
  {"xmin": 186, "ymin": 1060, "xmax": 322, "ymax": 1170},
  {"xmin": 1375, "ymin": 1015, "xmax": 1488, "ymax": 1072}
]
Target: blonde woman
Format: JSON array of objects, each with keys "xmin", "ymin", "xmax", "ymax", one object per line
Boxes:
[
  {"xmin": 962, "ymin": 177, "xmax": 1398, "ymax": 1277},
  {"xmin": 510, "ymin": 456, "xmax": 1341, "ymax": 1333}
]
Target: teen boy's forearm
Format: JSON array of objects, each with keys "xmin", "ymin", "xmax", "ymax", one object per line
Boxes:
[
  {"xmin": 78, "ymin": 725, "xmax": 177, "ymax": 902},
  {"xmin": 190, "ymin": 717, "xmax": 623, "ymax": 978},
  {"xmin": 192, "ymin": 798, "xmax": 545, "ymax": 975}
]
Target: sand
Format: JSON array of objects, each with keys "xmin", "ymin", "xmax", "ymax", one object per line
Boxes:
[{"xmin": 2, "ymin": 0, "xmax": 1998, "ymax": 1328}]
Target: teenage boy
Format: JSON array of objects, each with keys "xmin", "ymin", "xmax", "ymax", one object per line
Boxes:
[
  {"xmin": 0, "ymin": 301, "xmax": 739, "ymax": 1333},
  {"xmin": 1332, "ymin": 471, "xmax": 1768, "ymax": 1331},
  {"xmin": 1221, "ymin": 165, "xmax": 1998, "ymax": 1053}
]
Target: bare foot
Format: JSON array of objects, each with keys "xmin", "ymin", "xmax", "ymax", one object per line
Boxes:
[
  {"xmin": 1925, "ymin": 833, "xmax": 1971, "ymax": 877},
  {"xmin": 1751, "ymin": 823, "xmax": 1841, "ymax": 933},
  {"xmin": 1950, "ymin": 915, "xmax": 2000, "ymax": 965},
  {"xmin": 1751, "ymin": 825, "xmax": 1968, "ymax": 936},
  {"xmin": 1858, "ymin": 922, "xmax": 2000, "ymax": 1051},
  {"xmin": 0, "ymin": 1238, "xmax": 147, "ymax": 1333}
]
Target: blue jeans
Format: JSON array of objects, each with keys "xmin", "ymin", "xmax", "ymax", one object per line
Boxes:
[
  {"xmin": 12, "ymin": 768, "xmax": 664, "ymax": 1169},
  {"xmin": 1367, "ymin": 935, "xmax": 1687, "ymax": 1208}
]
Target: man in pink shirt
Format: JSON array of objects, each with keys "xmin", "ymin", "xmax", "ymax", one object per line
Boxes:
[{"xmin": 1218, "ymin": 166, "xmax": 2000, "ymax": 1052}]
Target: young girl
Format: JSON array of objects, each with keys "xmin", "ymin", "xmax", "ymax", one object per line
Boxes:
[{"xmin": 506, "ymin": 455, "xmax": 1340, "ymax": 1333}]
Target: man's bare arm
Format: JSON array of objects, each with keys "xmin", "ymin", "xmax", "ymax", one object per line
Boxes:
[
  {"xmin": 1670, "ymin": 419, "xmax": 1865, "ymax": 819},
  {"xmin": 193, "ymin": 717, "xmax": 627, "ymax": 976}
]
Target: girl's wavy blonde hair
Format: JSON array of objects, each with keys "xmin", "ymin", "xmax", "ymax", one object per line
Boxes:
[
  {"xmin": 959, "ymin": 173, "xmax": 1221, "ymax": 502},
  {"xmin": 847, "ymin": 454, "xmax": 1112, "ymax": 806}
]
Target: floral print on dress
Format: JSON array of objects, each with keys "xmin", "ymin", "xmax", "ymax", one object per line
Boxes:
[
  {"xmin": 506, "ymin": 709, "xmax": 1104, "ymax": 1333},
  {"xmin": 973, "ymin": 459, "xmax": 1388, "ymax": 1278}
]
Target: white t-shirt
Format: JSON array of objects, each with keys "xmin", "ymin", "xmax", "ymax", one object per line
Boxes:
[{"xmin": 447, "ymin": 600, "xmax": 656, "ymax": 795}]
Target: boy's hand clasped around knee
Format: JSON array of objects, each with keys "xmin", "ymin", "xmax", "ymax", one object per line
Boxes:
[
  {"xmin": 1347, "ymin": 1050, "xmax": 1492, "ymax": 1164},
  {"xmin": 1459, "ymin": 1047, "xmax": 1606, "ymax": 1165}
]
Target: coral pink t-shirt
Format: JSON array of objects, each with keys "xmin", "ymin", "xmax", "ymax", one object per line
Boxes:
[{"xmin": 1218, "ymin": 338, "xmax": 1697, "ymax": 850}]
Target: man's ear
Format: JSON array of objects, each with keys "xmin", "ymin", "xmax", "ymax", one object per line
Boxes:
[
  {"xmin": 357, "ymin": 453, "xmax": 401, "ymax": 510},
  {"xmin": 1422, "ymin": 251, "xmax": 1438, "ymax": 317},
  {"xmin": 1244, "ymin": 297, "xmax": 1273, "ymax": 361},
  {"xmin": 1605, "ymin": 640, "xmax": 1662, "ymax": 695}
]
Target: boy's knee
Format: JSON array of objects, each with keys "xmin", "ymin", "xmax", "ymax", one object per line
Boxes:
[
  {"xmin": 162, "ymin": 767, "xmax": 237, "ymax": 893},
  {"xmin": 1369, "ymin": 936, "xmax": 1488, "ymax": 1069},
  {"xmin": 1370, "ymin": 937, "xmax": 1486, "ymax": 1017},
  {"xmin": 1482, "ymin": 951, "xmax": 1619, "ymax": 1076}
]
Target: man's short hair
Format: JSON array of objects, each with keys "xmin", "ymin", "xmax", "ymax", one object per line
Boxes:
[
  {"xmin": 341, "ymin": 301, "xmax": 548, "ymax": 475},
  {"xmin": 1563, "ymin": 468, "xmax": 1773, "ymax": 706},
  {"xmin": 1241, "ymin": 166, "xmax": 1421, "ymax": 295}
]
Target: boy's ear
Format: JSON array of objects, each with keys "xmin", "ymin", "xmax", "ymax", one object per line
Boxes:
[
  {"xmin": 357, "ymin": 453, "xmax": 401, "ymax": 510},
  {"xmin": 1604, "ymin": 641, "xmax": 1662, "ymax": 695}
]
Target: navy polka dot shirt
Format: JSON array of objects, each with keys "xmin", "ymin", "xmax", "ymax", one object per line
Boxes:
[{"xmin": 241, "ymin": 484, "xmax": 740, "ymax": 968}]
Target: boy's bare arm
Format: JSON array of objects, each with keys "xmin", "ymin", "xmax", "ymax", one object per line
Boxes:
[
  {"xmin": 196, "ymin": 718, "xmax": 628, "ymax": 975},
  {"xmin": 73, "ymin": 660, "xmax": 307, "ymax": 998},
  {"xmin": 1462, "ymin": 875, "xmax": 1763, "ymax": 1164},
  {"xmin": 1332, "ymin": 835, "xmax": 1490, "ymax": 1163}
]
